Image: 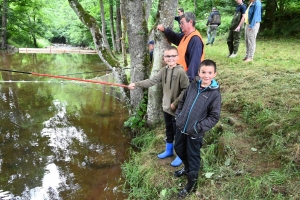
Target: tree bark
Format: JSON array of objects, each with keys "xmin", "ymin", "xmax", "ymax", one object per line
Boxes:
[
  {"xmin": 146, "ymin": 0, "xmax": 178, "ymax": 125},
  {"xmin": 109, "ymin": 0, "xmax": 116, "ymax": 52},
  {"xmin": 262, "ymin": 0, "xmax": 277, "ymax": 30},
  {"xmin": 115, "ymin": 0, "xmax": 122, "ymax": 53},
  {"xmin": 145, "ymin": 0, "xmax": 153, "ymax": 22},
  {"xmin": 99, "ymin": 0, "xmax": 112, "ymax": 54},
  {"xmin": 122, "ymin": 0, "xmax": 149, "ymax": 109},
  {"xmin": 120, "ymin": 0, "xmax": 128, "ymax": 66},
  {"xmin": 1, "ymin": 0, "xmax": 8, "ymax": 50},
  {"xmin": 68, "ymin": 0, "xmax": 129, "ymax": 102}
]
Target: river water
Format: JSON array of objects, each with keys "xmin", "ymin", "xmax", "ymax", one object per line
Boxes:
[{"xmin": 0, "ymin": 53, "xmax": 131, "ymax": 199}]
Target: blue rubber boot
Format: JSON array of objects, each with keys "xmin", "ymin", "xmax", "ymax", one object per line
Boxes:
[
  {"xmin": 171, "ymin": 155, "xmax": 182, "ymax": 167},
  {"xmin": 157, "ymin": 143, "xmax": 173, "ymax": 159}
]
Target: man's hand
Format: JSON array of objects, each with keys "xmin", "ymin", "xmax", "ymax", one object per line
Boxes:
[
  {"xmin": 234, "ymin": 26, "xmax": 241, "ymax": 32},
  {"xmin": 127, "ymin": 83, "xmax": 136, "ymax": 90},
  {"xmin": 157, "ymin": 24, "xmax": 165, "ymax": 32}
]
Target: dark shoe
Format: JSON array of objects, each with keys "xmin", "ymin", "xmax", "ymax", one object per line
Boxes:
[
  {"xmin": 206, "ymin": 42, "xmax": 210, "ymax": 45},
  {"xmin": 178, "ymin": 171, "xmax": 198, "ymax": 198},
  {"xmin": 174, "ymin": 167, "xmax": 187, "ymax": 177}
]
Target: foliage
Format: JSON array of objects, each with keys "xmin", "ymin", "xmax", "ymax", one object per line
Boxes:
[
  {"xmin": 262, "ymin": 8, "xmax": 300, "ymax": 37},
  {"xmin": 3, "ymin": 0, "xmax": 300, "ymax": 49},
  {"xmin": 124, "ymin": 91, "xmax": 148, "ymax": 133}
]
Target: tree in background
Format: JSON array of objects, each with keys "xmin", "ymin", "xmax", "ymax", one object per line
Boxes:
[
  {"xmin": 146, "ymin": 0, "xmax": 178, "ymax": 125},
  {"xmin": 121, "ymin": 0, "xmax": 149, "ymax": 109},
  {"xmin": 68, "ymin": 0, "xmax": 129, "ymax": 102},
  {"xmin": 1, "ymin": 0, "xmax": 8, "ymax": 49}
]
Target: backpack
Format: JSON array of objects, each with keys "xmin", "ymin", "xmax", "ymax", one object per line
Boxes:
[{"xmin": 211, "ymin": 12, "xmax": 221, "ymax": 25}]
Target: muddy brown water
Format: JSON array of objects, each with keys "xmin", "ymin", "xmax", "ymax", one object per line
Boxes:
[{"xmin": 0, "ymin": 53, "xmax": 131, "ymax": 199}]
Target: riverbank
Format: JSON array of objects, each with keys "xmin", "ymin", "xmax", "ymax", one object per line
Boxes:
[{"xmin": 121, "ymin": 37, "xmax": 300, "ymax": 199}]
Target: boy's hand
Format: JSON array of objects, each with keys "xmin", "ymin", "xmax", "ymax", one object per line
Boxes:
[
  {"xmin": 127, "ymin": 83, "xmax": 136, "ymax": 90},
  {"xmin": 170, "ymin": 103, "xmax": 176, "ymax": 110}
]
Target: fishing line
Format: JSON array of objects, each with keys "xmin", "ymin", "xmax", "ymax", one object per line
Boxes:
[
  {"xmin": 58, "ymin": 69, "xmax": 112, "ymax": 76},
  {"xmin": 0, "ymin": 68, "xmax": 128, "ymax": 88}
]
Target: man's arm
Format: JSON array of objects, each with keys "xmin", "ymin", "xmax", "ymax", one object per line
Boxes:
[
  {"xmin": 186, "ymin": 36, "xmax": 203, "ymax": 82},
  {"xmin": 157, "ymin": 24, "xmax": 183, "ymax": 46},
  {"xmin": 234, "ymin": 14, "xmax": 245, "ymax": 32},
  {"xmin": 235, "ymin": 5, "xmax": 246, "ymax": 32},
  {"xmin": 206, "ymin": 13, "xmax": 213, "ymax": 26}
]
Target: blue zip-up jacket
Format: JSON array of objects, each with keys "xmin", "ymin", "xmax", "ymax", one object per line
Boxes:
[
  {"xmin": 175, "ymin": 79, "xmax": 221, "ymax": 138},
  {"xmin": 248, "ymin": 0, "xmax": 262, "ymax": 29}
]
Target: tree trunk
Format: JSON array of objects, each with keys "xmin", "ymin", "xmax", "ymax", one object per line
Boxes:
[
  {"xmin": 115, "ymin": 0, "xmax": 122, "ymax": 52},
  {"xmin": 120, "ymin": 0, "xmax": 128, "ymax": 66},
  {"xmin": 122, "ymin": 0, "xmax": 149, "ymax": 109},
  {"xmin": 145, "ymin": 0, "xmax": 153, "ymax": 21},
  {"xmin": 146, "ymin": 0, "xmax": 178, "ymax": 125},
  {"xmin": 68, "ymin": 0, "xmax": 129, "ymax": 102},
  {"xmin": 1, "ymin": 0, "xmax": 8, "ymax": 50},
  {"xmin": 109, "ymin": 0, "xmax": 116, "ymax": 52},
  {"xmin": 99, "ymin": 0, "xmax": 112, "ymax": 54},
  {"xmin": 262, "ymin": 0, "xmax": 277, "ymax": 30}
]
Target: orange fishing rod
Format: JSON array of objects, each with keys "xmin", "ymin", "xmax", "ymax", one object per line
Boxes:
[{"xmin": 0, "ymin": 68, "xmax": 128, "ymax": 88}]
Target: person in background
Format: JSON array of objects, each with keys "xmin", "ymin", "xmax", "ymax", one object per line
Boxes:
[
  {"xmin": 243, "ymin": 0, "xmax": 262, "ymax": 62},
  {"xmin": 157, "ymin": 12, "xmax": 205, "ymax": 83},
  {"xmin": 127, "ymin": 46, "xmax": 189, "ymax": 167},
  {"xmin": 206, "ymin": 7, "xmax": 221, "ymax": 45},
  {"xmin": 148, "ymin": 40, "xmax": 154, "ymax": 63},
  {"xmin": 174, "ymin": 59, "xmax": 221, "ymax": 198},
  {"xmin": 174, "ymin": 8, "xmax": 184, "ymax": 33},
  {"xmin": 227, "ymin": 0, "xmax": 246, "ymax": 58}
]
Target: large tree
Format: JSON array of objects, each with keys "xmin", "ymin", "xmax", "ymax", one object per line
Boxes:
[
  {"xmin": 121, "ymin": 0, "xmax": 149, "ymax": 109},
  {"xmin": 68, "ymin": 0, "xmax": 129, "ymax": 102},
  {"xmin": 1, "ymin": 0, "xmax": 8, "ymax": 49},
  {"xmin": 146, "ymin": 0, "xmax": 178, "ymax": 125}
]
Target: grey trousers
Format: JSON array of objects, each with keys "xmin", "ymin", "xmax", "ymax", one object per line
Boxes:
[{"xmin": 244, "ymin": 23, "xmax": 260, "ymax": 59}]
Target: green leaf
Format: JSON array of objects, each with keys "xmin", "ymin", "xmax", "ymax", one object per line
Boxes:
[{"xmin": 205, "ymin": 172, "xmax": 214, "ymax": 178}]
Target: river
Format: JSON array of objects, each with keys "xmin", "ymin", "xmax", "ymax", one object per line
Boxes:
[{"xmin": 0, "ymin": 52, "xmax": 131, "ymax": 199}]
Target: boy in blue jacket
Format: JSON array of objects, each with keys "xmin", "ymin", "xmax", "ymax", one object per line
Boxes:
[{"xmin": 174, "ymin": 59, "xmax": 221, "ymax": 197}]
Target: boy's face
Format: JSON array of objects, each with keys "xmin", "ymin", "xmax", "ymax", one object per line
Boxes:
[
  {"xmin": 148, "ymin": 44, "xmax": 154, "ymax": 51},
  {"xmin": 178, "ymin": 10, "xmax": 184, "ymax": 16},
  {"xmin": 198, "ymin": 65, "xmax": 217, "ymax": 86},
  {"xmin": 163, "ymin": 49, "xmax": 178, "ymax": 67}
]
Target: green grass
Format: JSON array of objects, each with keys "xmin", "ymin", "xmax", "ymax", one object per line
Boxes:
[{"xmin": 121, "ymin": 37, "xmax": 300, "ymax": 199}]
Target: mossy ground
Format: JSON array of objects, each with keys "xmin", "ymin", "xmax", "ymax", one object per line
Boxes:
[{"xmin": 122, "ymin": 36, "xmax": 300, "ymax": 200}]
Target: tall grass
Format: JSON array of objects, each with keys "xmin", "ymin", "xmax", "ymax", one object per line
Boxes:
[{"xmin": 121, "ymin": 37, "xmax": 300, "ymax": 199}]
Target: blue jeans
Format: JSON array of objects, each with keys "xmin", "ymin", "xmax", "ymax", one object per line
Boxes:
[{"xmin": 207, "ymin": 25, "xmax": 218, "ymax": 44}]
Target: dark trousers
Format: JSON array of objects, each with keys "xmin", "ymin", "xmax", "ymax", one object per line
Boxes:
[
  {"xmin": 163, "ymin": 111, "xmax": 176, "ymax": 143},
  {"xmin": 174, "ymin": 127, "xmax": 203, "ymax": 172},
  {"xmin": 227, "ymin": 29, "xmax": 242, "ymax": 54}
]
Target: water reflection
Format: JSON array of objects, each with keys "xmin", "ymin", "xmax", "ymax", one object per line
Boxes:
[{"xmin": 0, "ymin": 53, "xmax": 130, "ymax": 199}]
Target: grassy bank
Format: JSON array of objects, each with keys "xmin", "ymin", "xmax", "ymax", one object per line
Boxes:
[{"xmin": 121, "ymin": 36, "xmax": 300, "ymax": 199}]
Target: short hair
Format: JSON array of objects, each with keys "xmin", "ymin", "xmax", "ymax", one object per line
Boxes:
[
  {"xmin": 164, "ymin": 45, "xmax": 178, "ymax": 53},
  {"xmin": 180, "ymin": 12, "xmax": 196, "ymax": 26},
  {"xmin": 198, "ymin": 59, "xmax": 217, "ymax": 72},
  {"xmin": 178, "ymin": 8, "xmax": 184, "ymax": 13}
]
